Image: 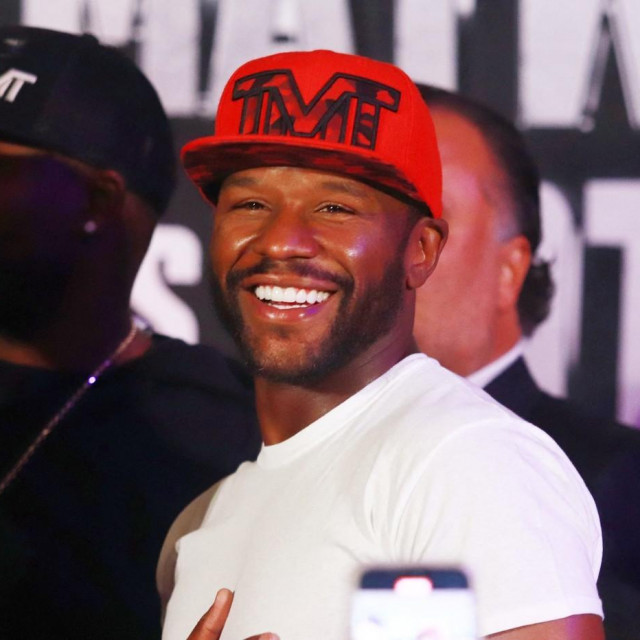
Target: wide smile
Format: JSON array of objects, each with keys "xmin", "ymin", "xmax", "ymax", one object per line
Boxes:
[{"xmin": 254, "ymin": 284, "xmax": 331, "ymax": 309}]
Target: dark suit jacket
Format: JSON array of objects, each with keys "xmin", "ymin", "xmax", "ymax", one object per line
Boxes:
[{"xmin": 485, "ymin": 357, "xmax": 640, "ymax": 639}]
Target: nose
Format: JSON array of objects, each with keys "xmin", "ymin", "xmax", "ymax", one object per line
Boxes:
[{"xmin": 251, "ymin": 205, "xmax": 319, "ymax": 260}]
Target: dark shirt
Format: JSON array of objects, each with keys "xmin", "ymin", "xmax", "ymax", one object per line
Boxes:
[
  {"xmin": 0, "ymin": 334, "xmax": 260, "ymax": 640},
  {"xmin": 485, "ymin": 357, "xmax": 640, "ymax": 640}
]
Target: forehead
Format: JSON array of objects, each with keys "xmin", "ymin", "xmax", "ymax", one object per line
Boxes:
[
  {"xmin": 220, "ymin": 165, "xmax": 412, "ymax": 209},
  {"xmin": 431, "ymin": 108, "xmax": 498, "ymax": 176},
  {"xmin": 0, "ymin": 140, "xmax": 102, "ymax": 183},
  {"xmin": 0, "ymin": 142, "xmax": 93, "ymax": 208},
  {"xmin": 430, "ymin": 107, "xmax": 506, "ymax": 227}
]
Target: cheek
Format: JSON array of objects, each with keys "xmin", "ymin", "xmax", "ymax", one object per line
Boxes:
[
  {"xmin": 439, "ymin": 241, "xmax": 483, "ymax": 283},
  {"xmin": 209, "ymin": 217, "xmax": 251, "ymax": 277},
  {"xmin": 434, "ymin": 214, "xmax": 496, "ymax": 284},
  {"xmin": 0, "ymin": 186, "xmax": 89, "ymax": 262},
  {"xmin": 209, "ymin": 230, "xmax": 225, "ymax": 278},
  {"xmin": 416, "ymin": 231, "xmax": 501, "ymax": 320},
  {"xmin": 1, "ymin": 174, "xmax": 86, "ymax": 222},
  {"xmin": 340, "ymin": 225, "xmax": 405, "ymax": 279},
  {"xmin": 343, "ymin": 236, "xmax": 367, "ymax": 261}
]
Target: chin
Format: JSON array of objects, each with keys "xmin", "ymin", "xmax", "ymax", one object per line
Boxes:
[
  {"xmin": 243, "ymin": 344, "xmax": 345, "ymax": 385},
  {"xmin": 246, "ymin": 353, "xmax": 320, "ymax": 385}
]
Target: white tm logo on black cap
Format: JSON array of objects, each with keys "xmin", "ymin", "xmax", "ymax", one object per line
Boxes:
[{"xmin": 0, "ymin": 68, "xmax": 38, "ymax": 103}]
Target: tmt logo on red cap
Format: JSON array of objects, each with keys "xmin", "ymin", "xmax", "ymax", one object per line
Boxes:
[{"xmin": 231, "ymin": 70, "xmax": 400, "ymax": 151}]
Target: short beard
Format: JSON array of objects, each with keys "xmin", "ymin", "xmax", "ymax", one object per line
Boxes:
[{"xmin": 209, "ymin": 253, "xmax": 408, "ymax": 386}]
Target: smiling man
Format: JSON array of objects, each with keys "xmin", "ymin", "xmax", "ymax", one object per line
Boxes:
[{"xmin": 158, "ymin": 50, "xmax": 604, "ymax": 640}]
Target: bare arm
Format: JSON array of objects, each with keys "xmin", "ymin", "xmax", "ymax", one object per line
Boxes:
[{"xmin": 488, "ymin": 614, "xmax": 604, "ymax": 640}]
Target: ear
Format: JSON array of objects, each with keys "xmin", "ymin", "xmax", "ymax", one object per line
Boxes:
[
  {"xmin": 84, "ymin": 169, "xmax": 127, "ymax": 230},
  {"xmin": 405, "ymin": 216, "xmax": 448, "ymax": 290},
  {"xmin": 497, "ymin": 235, "xmax": 531, "ymax": 310}
]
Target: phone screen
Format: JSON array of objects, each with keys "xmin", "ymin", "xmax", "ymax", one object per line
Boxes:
[{"xmin": 351, "ymin": 566, "xmax": 476, "ymax": 640}]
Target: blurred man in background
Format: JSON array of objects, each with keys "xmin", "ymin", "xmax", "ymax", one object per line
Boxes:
[
  {"xmin": 414, "ymin": 83, "xmax": 640, "ymax": 639},
  {"xmin": 0, "ymin": 26, "xmax": 259, "ymax": 640}
]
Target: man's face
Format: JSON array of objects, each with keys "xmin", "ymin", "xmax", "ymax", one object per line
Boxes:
[
  {"xmin": 0, "ymin": 141, "xmax": 91, "ymax": 339},
  {"xmin": 413, "ymin": 107, "xmax": 519, "ymax": 376},
  {"xmin": 210, "ymin": 166, "xmax": 420, "ymax": 384}
]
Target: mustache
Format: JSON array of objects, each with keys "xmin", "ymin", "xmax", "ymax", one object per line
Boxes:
[{"xmin": 226, "ymin": 258, "xmax": 353, "ymax": 290}]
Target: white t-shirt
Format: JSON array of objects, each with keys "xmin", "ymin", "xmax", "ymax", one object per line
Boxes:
[{"xmin": 161, "ymin": 354, "xmax": 602, "ymax": 640}]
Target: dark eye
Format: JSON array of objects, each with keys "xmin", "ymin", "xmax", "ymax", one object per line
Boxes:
[
  {"xmin": 319, "ymin": 203, "xmax": 354, "ymax": 214},
  {"xmin": 234, "ymin": 200, "xmax": 265, "ymax": 211}
]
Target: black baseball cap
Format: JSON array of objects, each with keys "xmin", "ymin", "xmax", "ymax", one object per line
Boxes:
[{"xmin": 0, "ymin": 25, "xmax": 176, "ymax": 214}]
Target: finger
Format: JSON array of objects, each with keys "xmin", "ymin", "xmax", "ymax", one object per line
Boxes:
[
  {"xmin": 246, "ymin": 634, "xmax": 280, "ymax": 640},
  {"xmin": 187, "ymin": 588, "xmax": 234, "ymax": 639}
]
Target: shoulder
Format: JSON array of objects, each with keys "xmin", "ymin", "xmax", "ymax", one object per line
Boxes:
[
  {"xmin": 156, "ymin": 482, "xmax": 223, "ymax": 615},
  {"xmin": 112, "ymin": 334, "xmax": 260, "ymax": 469},
  {"xmin": 374, "ymin": 403, "xmax": 603, "ymax": 635},
  {"xmin": 523, "ymin": 383, "xmax": 640, "ymax": 488},
  {"xmin": 369, "ymin": 356, "xmax": 582, "ymax": 494},
  {"xmin": 385, "ymin": 355, "xmax": 542, "ymax": 445},
  {"xmin": 381, "ymin": 358, "xmax": 602, "ymax": 518},
  {"xmin": 488, "ymin": 357, "xmax": 625, "ymax": 443},
  {"xmin": 143, "ymin": 334, "xmax": 253, "ymax": 394},
  {"xmin": 358, "ymin": 358, "xmax": 603, "ymax": 634},
  {"xmin": 485, "ymin": 358, "xmax": 640, "ymax": 485}
]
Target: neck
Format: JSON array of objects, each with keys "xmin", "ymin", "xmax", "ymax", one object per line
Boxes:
[
  {"xmin": 488, "ymin": 319, "xmax": 522, "ymax": 370},
  {"xmin": 255, "ymin": 335, "xmax": 417, "ymax": 445},
  {"xmin": 0, "ymin": 306, "xmax": 147, "ymax": 371},
  {"xmin": 457, "ymin": 316, "xmax": 522, "ymax": 378}
]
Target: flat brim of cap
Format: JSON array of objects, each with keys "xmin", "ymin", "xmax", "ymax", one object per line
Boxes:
[{"xmin": 182, "ymin": 136, "xmax": 424, "ymax": 207}]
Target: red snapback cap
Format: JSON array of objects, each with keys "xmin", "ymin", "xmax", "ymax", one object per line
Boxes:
[{"xmin": 182, "ymin": 49, "xmax": 442, "ymax": 217}]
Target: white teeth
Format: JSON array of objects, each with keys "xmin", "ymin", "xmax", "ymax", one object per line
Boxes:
[{"xmin": 254, "ymin": 285, "xmax": 331, "ymax": 306}]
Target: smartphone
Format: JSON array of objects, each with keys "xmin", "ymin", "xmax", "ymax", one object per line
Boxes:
[{"xmin": 350, "ymin": 565, "xmax": 477, "ymax": 640}]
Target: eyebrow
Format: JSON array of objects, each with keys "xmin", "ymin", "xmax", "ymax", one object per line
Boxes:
[
  {"xmin": 318, "ymin": 178, "xmax": 370, "ymax": 198},
  {"xmin": 221, "ymin": 174, "xmax": 260, "ymax": 189},
  {"xmin": 220, "ymin": 172, "xmax": 372, "ymax": 199}
]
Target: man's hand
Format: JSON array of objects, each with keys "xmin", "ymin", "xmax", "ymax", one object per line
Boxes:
[{"xmin": 186, "ymin": 588, "xmax": 279, "ymax": 640}]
